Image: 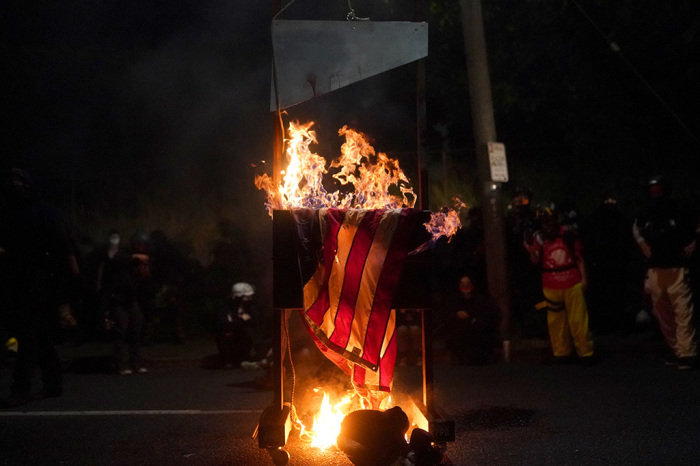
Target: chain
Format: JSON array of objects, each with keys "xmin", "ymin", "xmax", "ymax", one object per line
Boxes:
[{"xmin": 347, "ymin": 0, "xmax": 369, "ymax": 21}]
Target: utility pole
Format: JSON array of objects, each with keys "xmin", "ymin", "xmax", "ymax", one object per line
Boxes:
[{"xmin": 459, "ymin": 0, "xmax": 511, "ymax": 356}]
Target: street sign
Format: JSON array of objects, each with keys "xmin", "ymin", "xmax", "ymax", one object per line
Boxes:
[{"xmin": 487, "ymin": 142, "xmax": 508, "ymax": 182}]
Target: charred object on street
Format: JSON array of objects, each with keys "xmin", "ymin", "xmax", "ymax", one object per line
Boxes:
[
  {"xmin": 337, "ymin": 406, "xmax": 445, "ymax": 466},
  {"xmin": 337, "ymin": 406, "xmax": 409, "ymax": 466}
]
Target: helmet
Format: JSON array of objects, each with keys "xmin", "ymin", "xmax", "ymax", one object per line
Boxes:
[
  {"xmin": 512, "ymin": 185, "xmax": 532, "ymax": 198},
  {"xmin": 648, "ymin": 175, "xmax": 666, "ymax": 186},
  {"xmin": 232, "ymin": 282, "xmax": 255, "ymax": 298}
]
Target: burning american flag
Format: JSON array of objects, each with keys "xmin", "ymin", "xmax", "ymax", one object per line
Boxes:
[
  {"xmin": 292, "ymin": 207, "xmax": 424, "ymax": 408},
  {"xmin": 257, "ymin": 121, "xmax": 460, "ymax": 409}
]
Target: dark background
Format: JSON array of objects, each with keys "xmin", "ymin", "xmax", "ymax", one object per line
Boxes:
[{"xmin": 2, "ymin": 0, "xmax": 699, "ymax": 272}]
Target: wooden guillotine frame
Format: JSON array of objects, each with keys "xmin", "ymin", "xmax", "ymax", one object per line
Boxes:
[{"xmin": 255, "ymin": 3, "xmax": 455, "ymax": 464}]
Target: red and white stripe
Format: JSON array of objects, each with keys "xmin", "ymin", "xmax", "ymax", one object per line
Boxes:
[{"xmin": 298, "ymin": 208, "xmax": 420, "ymax": 406}]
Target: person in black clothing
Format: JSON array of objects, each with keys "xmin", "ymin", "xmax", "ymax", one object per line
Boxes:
[
  {"xmin": 584, "ymin": 193, "xmax": 640, "ymax": 335},
  {"xmin": 444, "ymin": 275, "xmax": 501, "ymax": 364},
  {"xmin": 97, "ymin": 229, "xmax": 146, "ymax": 375},
  {"xmin": 632, "ymin": 176, "xmax": 698, "ymax": 370},
  {"xmin": 150, "ymin": 230, "xmax": 188, "ymax": 344},
  {"xmin": 0, "ymin": 168, "xmax": 73, "ymax": 407},
  {"xmin": 691, "ymin": 215, "xmax": 700, "ymax": 331},
  {"xmin": 505, "ymin": 186, "xmax": 544, "ymax": 337},
  {"xmin": 216, "ymin": 282, "xmax": 255, "ymax": 368},
  {"xmin": 129, "ymin": 232, "xmax": 154, "ymax": 346}
]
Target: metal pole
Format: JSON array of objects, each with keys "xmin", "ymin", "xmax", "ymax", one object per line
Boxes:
[
  {"xmin": 271, "ymin": 1, "xmax": 284, "ymax": 411},
  {"xmin": 459, "ymin": 0, "xmax": 512, "ymax": 348},
  {"xmin": 272, "ymin": 0, "xmax": 283, "ymax": 188},
  {"xmin": 415, "ymin": 0, "xmax": 428, "ymax": 210},
  {"xmin": 420, "ymin": 309, "xmax": 435, "ymax": 409},
  {"xmin": 272, "ymin": 308, "xmax": 284, "ymax": 410}
]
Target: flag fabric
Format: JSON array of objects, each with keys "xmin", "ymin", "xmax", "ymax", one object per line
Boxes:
[{"xmin": 291, "ymin": 207, "xmax": 422, "ymax": 408}]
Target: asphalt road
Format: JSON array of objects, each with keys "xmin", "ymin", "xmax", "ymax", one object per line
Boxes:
[{"xmin": 1, "ymin": 334, "xmax": 699, "ymax": 465}]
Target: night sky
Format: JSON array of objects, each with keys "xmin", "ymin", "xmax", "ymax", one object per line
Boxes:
[
  {"xmin": 3, "ymin": 2, "xmax": 273, "ymax": 215},
  {"xmin": 2, "ymin": 1, "xmax": 699, "ymax": 259}
]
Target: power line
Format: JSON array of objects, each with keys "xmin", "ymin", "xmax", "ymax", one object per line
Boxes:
[{"xmin": 570, "ymin": 0, "xmax": 700, "ymax": 147}]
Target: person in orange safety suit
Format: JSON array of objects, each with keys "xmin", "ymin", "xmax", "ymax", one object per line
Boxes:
[{"xmin": 524, "ymin": 203, "xmax": 595, "ymax": 365}]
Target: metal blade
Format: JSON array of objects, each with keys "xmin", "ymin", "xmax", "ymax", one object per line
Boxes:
[{"xmin": 271, "ymin": 20, "xmax": 428, "ymax": 111}]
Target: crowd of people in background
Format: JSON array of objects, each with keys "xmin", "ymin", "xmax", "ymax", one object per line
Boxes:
[
  {"xmin": 2, "ymin": 165, "xmax": 700, "ymax": 407},
  {"xmin": 435, "ymin": 174, "xmax": 699, "ymax": 369},
  {"xmin": 0, "ymin": 167, "xmax": 264, "ymax": 407}
]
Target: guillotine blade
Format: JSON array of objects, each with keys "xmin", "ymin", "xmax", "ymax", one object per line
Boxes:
[{"xmin": 270, "ymin": 20, "xmax": 428, "ymax": 111}]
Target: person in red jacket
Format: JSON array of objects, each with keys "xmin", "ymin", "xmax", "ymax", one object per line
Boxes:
[{"xmin": 524, "ymin": 203, "xmax": 595, "ymax": 365}]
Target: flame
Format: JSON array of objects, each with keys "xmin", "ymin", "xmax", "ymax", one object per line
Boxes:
[
  {"xmin": 297, "ymin": 388, "xmax": 397, "ymax": 451},
  {"xmin": 297, "ymin": 389, "xmax": 355, "ymax": 451},
  {"xmin": 256, "ymin": 120, "xmax": 464, "ymax": 247},
  {"xmin": 255, "ymin": 121, "xmax": 416, "ymax": 216},
  {"xmin": 425, "ymin": 198, "xmax": 466, "ymax": 243},
  {"xmin": 309, "ymin": 392, "xmax": 351, "ymax": 450}
]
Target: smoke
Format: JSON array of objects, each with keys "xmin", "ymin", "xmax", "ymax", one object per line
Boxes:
[
  {"xmin": 3, "ymin": 0, "xmax": 424, "ymax": 286},
  {"xmin": 109, "ymin": 2, "xmax": 271, "ymax": 203}
]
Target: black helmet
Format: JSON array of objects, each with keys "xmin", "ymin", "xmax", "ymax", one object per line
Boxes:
[{"xmin": 512, "ymin": 185, "xmax": 532, "ymax": 199}]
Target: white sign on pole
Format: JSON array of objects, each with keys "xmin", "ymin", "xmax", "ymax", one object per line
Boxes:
[{"xmin": 487, "ymin": 142, "xmax": 508, "ymax": 182}]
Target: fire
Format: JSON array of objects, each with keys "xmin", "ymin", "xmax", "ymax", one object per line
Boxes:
[
  {"xmin": 255, "ymin": 120, "xmax": 464, "ymax": 242},
  {"xmin": 424, "ymin": 198, "xmax": 466, "ymax": 243},
  {"xmin": 255, "ymin": 121, "xmax": 416, "ymax": 216},
  {"xmin": 309, "ymin": 391, "xmax": 351, "ymax": 450},
  {"xmin": 297, "ymin": 389, "xmax": 355, "ymax": 450},
  {"xmin": 298, "ymin": 388, "xmax": 396, "ymax": 451}
]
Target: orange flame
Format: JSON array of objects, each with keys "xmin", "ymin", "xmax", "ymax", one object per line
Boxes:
[
  {"xmin": 309, "ymin": 391, "xmax": 352, "ymax": 450},
  {"xmin": 255, "ymin": 121, "xmax": 416, "ymax": 216},
  {"xmin": 255, "ymin": 120, "xmax": 464, "ymax": 248},
  {"xmin": 425, "ymin": 197, "xmax": 467, "ymax": 243},
  {"xmin": 298, "ymin": 389, "xmax": 394, "ymax": 451}
]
